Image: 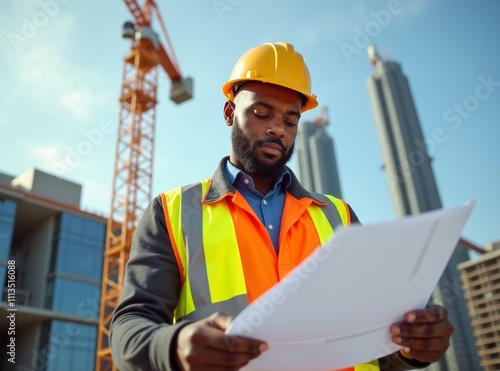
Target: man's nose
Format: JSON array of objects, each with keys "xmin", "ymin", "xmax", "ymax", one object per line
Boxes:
[{"xmin": 266, "ymin": 117, "xmax": 285, "ymax": 138}]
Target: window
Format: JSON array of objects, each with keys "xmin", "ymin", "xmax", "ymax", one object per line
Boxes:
[
  {"xmin": 51, "ymin": 278, "xmax": 100, "ymax": 318},
  {"xmin": 56, "ymin": 239, "xmax": 102, "ymax": 280},
  {"xmin": 0, "ymin": 199, "xmax": 16, "ymax": 290},
  {"xmin": 0, "ymin": 200, "xmax": 16, "ymax": 259},
  {"xmin": 55, "ymin": 214, "xmax": 105, "ymax": 280},
  {"xmin": 46, "ymin": 213, "xmax": 105, "ymax": 318},
  {"xmin": 41, "ymin": 320, "xmax": 97, "ymax": 371}
]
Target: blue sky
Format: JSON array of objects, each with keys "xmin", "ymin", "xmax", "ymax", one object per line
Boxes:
[{"xmin": 1, "ymin": 0, "xmax": 499, "ymax": 248}]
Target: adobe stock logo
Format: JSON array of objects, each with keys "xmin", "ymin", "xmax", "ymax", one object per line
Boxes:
[
  {"xmin": 7, "ymin": 0, "xmax": 71, "ymax": 54},
  {"xmin": 339, "ymin": 0, "xmax": 406, "ymax": 63},
  {"xmin": 385, "ymin": 73, "xmax": 499, "ymax": 186},
  {"xmin": 212, "ymin": 0, "xmax": 244, "ymax": 21},
  {"xmin": 52, "ymin": 119, "xmax": 114, "ymax": 176},
  {"xmin": 17, "ymin": 297, "xmax": 99, "ymax": 371},
  {"xmin": 443, "ymin": 74, "xmax": 500, "ymax": 129}
]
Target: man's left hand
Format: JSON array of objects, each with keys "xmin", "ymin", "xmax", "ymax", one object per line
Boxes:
[{"xmin": 390, "ymin": 304, "xmax": 454, "ymax": 363}]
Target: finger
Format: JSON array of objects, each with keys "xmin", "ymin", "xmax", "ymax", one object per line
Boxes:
[
  {"xmin": 392, "ymin": 330, "xmax": 451, "ymax": 363},
  {"xmin": 394, "ymin": 322, "xmax": 439, "ymax": 338},
  {"xmin": 392, "ymin": 319, "xmax": 453, "ymax": 340},
  {"xmin": 405, "ymin": 304, "xmax": 447, "ymax": 324},
  {"xmin": 224, "ymin": 334, "xmax": 268, "ymax": 354},
  {"xmin": 208, "ymin": 333, "xmax": 267, "ymax": 355},
  {"xmin": 398, "ymin": 336, "xmax": 449, "ymax": 352},
  {"xmin": 398, "ymin": 348, "xmax": 444, "ymax": 363},
  {"xmin": 177, "ymin": 332, "xmax": 263, "ymax": 370},
  {"xmin": 208, "ymin": 311, "xmax": 235, "ymax": 331},
  {"xmin": 392, "ymin": 324, "xmax": 453, "ymax": 340},
  {"xmin": 395, "ymin": 335, "xmax": 450, "ymax": 364},
  {"xmin": 206, "ymin": 312, "xmax": 267, "ymax": 355}
]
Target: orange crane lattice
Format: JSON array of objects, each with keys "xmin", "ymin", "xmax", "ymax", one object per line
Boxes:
[{"xmin": 96, "ymin": 1, "xmax": 192, "ymax": 369}]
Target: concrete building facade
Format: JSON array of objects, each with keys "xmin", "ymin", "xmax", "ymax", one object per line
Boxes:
[
  {"xmin": 459, "ymin": 245, "xmax": 500, "ymax": 370},
  {"xmin": 366, "ymin": 46, "xmax": 481, "ymax": 370},
  {"xmin": 0, "ymin": 168, "xmax": 106, "ymax": 370},
  {"xmin": 296, "ymin": 120, "xmax": 343, "ymax": 198}
]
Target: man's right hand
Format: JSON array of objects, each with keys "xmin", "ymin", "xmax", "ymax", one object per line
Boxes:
[{"xmin": 175, "ymin": 312, "xmax": 268, "ymax": 371}]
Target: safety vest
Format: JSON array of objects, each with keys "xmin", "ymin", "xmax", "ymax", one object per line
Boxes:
[{"xmin": 161, "ymin": 178, "xmax": 380, "ymax": 371}]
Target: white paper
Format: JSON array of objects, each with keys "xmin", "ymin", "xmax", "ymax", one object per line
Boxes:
[{"xmin": 226, "ymin": 202, "xmax": 475, "ymax": 370}]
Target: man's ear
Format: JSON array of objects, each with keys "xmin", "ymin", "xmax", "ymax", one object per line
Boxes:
[{"xmin": 223, "ymin": 101, "xmax": 235, "ymax": 126}]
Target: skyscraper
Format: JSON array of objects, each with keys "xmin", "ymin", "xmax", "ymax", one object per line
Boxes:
[
  {"xmin": 296, "ymin": 111, "xmax": 343, "ymax": 198},
  {"xmin": 366, "ymin": 46, "xmax": 480, "ymax": 370}
]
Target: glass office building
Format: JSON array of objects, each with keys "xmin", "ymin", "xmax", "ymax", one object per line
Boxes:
[
  {"xmin": 0, "ymin": 199, "xmax": 16, "ymax": 290},
  {"xmin": 0, "ymin": 168, "xmax": 106, "ymax": 370}
]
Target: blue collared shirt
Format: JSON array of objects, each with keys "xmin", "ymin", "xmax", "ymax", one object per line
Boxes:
[{"xmin": 225, "ymin": 160, "xmax": 292, "ymax": 254}]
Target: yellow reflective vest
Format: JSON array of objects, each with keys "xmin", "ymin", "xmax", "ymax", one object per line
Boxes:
[{"xmin": 160, "ymin": 176, "xmax": 380, "ymax": 371}]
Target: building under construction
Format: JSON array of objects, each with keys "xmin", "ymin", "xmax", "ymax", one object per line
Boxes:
[{"xmin": 296, "ymin": 113, "xmax": 343, "ymax": 198}]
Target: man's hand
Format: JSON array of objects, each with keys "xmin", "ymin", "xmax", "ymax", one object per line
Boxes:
[
  {"xmin": 175, "ymin": 312, "xmax": 268, "ymax": 371},
  {"xmin": 390, "ymin": 304, "xmax": 454, "ymax": 363}
]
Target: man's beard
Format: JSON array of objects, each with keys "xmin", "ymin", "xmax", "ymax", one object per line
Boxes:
[{"xmin": 231, "ymin": 121, "xmax": 295, "ymax": 177}]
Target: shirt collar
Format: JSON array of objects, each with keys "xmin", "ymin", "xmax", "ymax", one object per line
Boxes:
[
  {"xmin": 203, "ymin": 156, "xmax": 326, "ymax": 205},
  {"xmin": 225, "ymin": 159, "xmax": 292, "ymax": 193}
]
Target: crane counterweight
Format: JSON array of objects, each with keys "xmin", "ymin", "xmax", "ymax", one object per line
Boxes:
[{"xmin": 171, "ymin": 77, "xmax": 193, "ymax": 104}]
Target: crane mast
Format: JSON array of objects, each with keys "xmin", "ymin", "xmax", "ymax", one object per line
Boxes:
[{"xmin": 96, "ymin": 1, "xmax": 192, "ymax": 369}]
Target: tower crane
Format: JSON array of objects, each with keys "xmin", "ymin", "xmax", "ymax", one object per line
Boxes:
[{"xmin": 96, "ymin": 1, "xmax": 192, "ymax": 369}]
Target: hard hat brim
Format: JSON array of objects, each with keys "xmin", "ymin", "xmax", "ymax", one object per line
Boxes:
[{"xmin": 222, "ymin": 78, "xmax": 318, "ymax": 113}]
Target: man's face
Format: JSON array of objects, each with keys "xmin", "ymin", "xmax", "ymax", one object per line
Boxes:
[
  {"xmin": 226, "ymin": 82, "xmax": 302, "ymax": 177},
  {"xmin": 231, "ymin": 119, "xmax": 296, "ymax": 177}
]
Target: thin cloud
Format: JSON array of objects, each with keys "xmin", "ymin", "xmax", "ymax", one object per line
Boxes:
[
  {"xmin": 9, "ymin": 41, "xmax": 111, "ymax": 120},
  {"xmin": 3, "ymin": 11, "xmax": 111, "ymax": 122},
  {"xmin": 318, "ymin": 0, "xmax": 431, "ymax": 43},
  {"xmin": 405, "ymin": 0, "xmax": 430, "ymax": 15},
  {"xmin": 31, "ymin": 144, "xmax": 60, "ymax": 168}
]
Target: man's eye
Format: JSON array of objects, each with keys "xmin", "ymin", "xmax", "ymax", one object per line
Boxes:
[
  {"xmin": 254, "ymin": 111, "xmax": 269, "ymax": 119},
  {"xmin": 285, "ymin": 121, "xmax": 298, "ymax": 127}
]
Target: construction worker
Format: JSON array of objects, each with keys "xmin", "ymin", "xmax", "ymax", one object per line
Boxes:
[{"xmin": 110, "ymin": 42, "xmax": 453, "ymax": 371}]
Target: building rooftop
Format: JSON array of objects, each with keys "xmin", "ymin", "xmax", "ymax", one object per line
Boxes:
[
  {"xmin": 0, "ymin": 168, "xmax": 106, "ymax": 237},
  {"xmin": 9, "ymin": 168, "xmax": 82, "ymax": 207},
  {"xmin": 459, "ymin": 245, "xmax": 500, "ymax": 269}
]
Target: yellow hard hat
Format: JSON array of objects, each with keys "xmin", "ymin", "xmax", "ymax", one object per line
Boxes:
[{"xmin": 222, "ymin": 42, "xmax": 318, "ymax": 112}]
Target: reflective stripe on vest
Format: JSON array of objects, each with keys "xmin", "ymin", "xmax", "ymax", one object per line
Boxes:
[
  {"xmin": 307, "ymin": 193, "xmax": 349, "ymax": 244},
  {"xmin": 358, "ymin": 361, "xmax": 380, "ymax": 371},
  {"xmin": 354, "ymin": 361, "xmax": 380, "ymax": 371},
  {"xmin": 337, "ymin": 361, "xmax": 380, "ymax": 371},
  {"xmin": 164, "ymin": 180, "xmax": 248, "ymax": 321}
]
